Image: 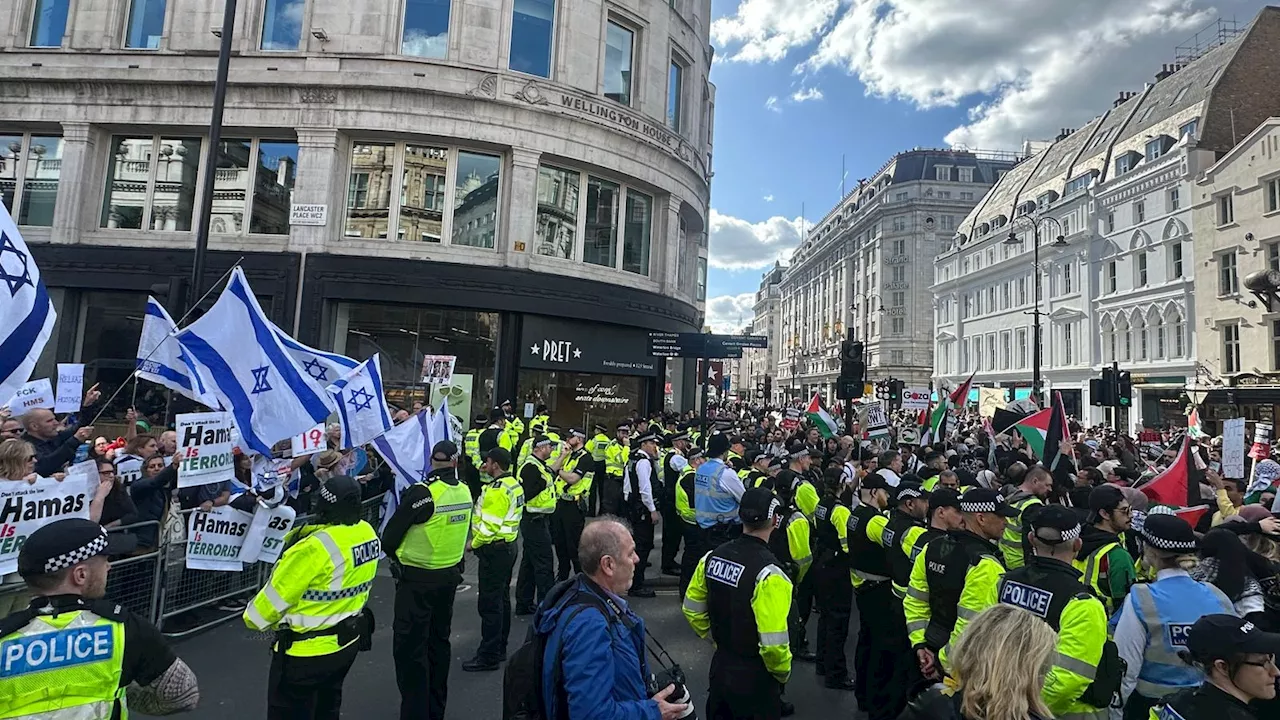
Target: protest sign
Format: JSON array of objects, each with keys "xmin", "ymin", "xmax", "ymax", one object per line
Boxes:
[
  {"xmin": 421, "ymin": 355, "xmax": 456, "ymax": 385},
  {"xmin": 291, "ymin": 422, "xmax": 326, "ymax": 457},
  {"xmin": 239, "ymin": 503, "xmax": 297, "ymax": 564},
  {"xmin": 0, "ymin": 473, "xmax": 96, "ymax": 574},
  {"xmin": 901, "ymin": 387, "xmax": 930, "ymax": 412},
  {"xmin": 176, "ymin": 412, "xmax": 236, "ymax": 489},
  {"xmin": 1251, "ymin": 422, "xmax": 1273, "ymax": 461},
  {"xmin": 5, "ymin": 379, "xmax": 53, "ymax": 415},
  {"xmin": 186, "ymin": 505, "xmax": 254, "ymax": 571},
  {"xmin": 863, "ymin": 402, "xmax": 890, "ymax": 439},
  {"xmin": 115, "ymin": 457, "xmax": 144, "ymax": 487},
  {"xmin": 54, "ymin": 364, "xmax": 85, "ymax": 413},
  {"xmin": 1222, "ymin": 417, "xmax": 1246, "ymax": 480}
]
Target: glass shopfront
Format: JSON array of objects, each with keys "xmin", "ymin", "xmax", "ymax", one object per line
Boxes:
[
  {"xmin": 517, "ymin": 370, "xmax": 643, "ymax": 432},
  {"xmin": 332, "ymin": 302, "xmax": 498, "ymax": 421}
]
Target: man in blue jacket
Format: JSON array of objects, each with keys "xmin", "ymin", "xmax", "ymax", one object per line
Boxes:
[{"xmin": 535, "ymin": 517, "xmax": 690, "ymax": 720}]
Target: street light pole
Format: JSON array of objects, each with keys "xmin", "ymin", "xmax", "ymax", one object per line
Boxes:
[{"xmin": 1005, "ymin": 214, "xmax": 1067, "ymax": 408}]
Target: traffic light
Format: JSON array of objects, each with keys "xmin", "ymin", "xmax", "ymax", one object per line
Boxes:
[
  {"xmin": 839, "ymin": 339, "xmax": 865, "ymax": 387},
  {"xmin": 888, "ymin": 378, "xmax": 904, "ymax": 409},
  {"xmin": 875, "ymin": 380, "xmax": 889, "ymax": 402},
  {"xmin": 763, "ymin": 376, "xmax": 772, "ymax": 398},
  {"xmin": 1117, "ymin": 371, "xmax": 1133, "ymax": 407},
  {"xmin": 1091, "ymin": 366, "xmax": 1116, "ymax": 406}
]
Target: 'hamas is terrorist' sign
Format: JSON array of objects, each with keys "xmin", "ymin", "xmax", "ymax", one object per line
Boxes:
[{"xmin": 176, "ymin": 412, "xmax": 236, "ymax": 489}]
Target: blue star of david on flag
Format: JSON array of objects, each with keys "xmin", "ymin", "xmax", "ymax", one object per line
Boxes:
[
  {"xmin": 347, "ymin": 387, "xmax": 374, "ymax": 412},
  {"xmin": 0, "ymin": 204, "xmax": 57, "ymax": 407},
  {"xmin": 250, "ymin": 366, "xmax": 272, "ymax": 394},
  {"xmin": 302, "ymin": 357, "xmax": 329, "ymax": 382},
  {"xmin": 327, "ymin": 354, "xmax": 393, "ymax": 450},
  {"xmin": 0, "ymin": 232, "xmax": 35, "ymax": 298}
]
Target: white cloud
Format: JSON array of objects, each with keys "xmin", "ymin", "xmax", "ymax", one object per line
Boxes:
[
  {"xmin": 709, "ymin": 209, "xmax": 809, "ymax": 270},
  {"xmin": 705, "ymin": 293, "xmax": 757, "ymax": 334},
  {"xmin": 714, "ymin": 0, "xmax": 1225, "ymax": 148},
  {"xmin": 791, "ymin": 86, "xmax": 824, "ymax": 102},
  {"xmin": 765, "ymin": 96, "xmax": 781, "ymax": 112},
  {"xmin": 763, "ymin": 194, "xmax": 775, "ymax": 202}
]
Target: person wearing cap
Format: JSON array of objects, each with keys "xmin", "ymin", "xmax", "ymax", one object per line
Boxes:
[
  {"xmin": 600, "ymin": 422, "xmax": 631, "ymax": 516},
  {"xmin": 695, "ymin": 433, "xmax": 748, "ymax": 548},
  {"xmin": 1000, "ymin": 466, "xmax": 1054, "ymax": 571},
  {"xmin": 551, "ymin": 428, "xmax": 593, "ymax": 582},
  {"xmin": 812, "ymin": 466, "xmax": 856, "ymax": 692},
  {"xmin": 463, "ymin": 413, "xmax": 489, "ymax": 498},
  {"xmin": 381, "ymin": 440, "xmax": 473, "ymax": 720},
  {"xmin": 463, "ymin": 447, "xmax": 524, "ymax": 673},
  {"xmin": 783, "ymin": 442, "xmax": 821, "ymax": 519},
  {"xmin": 726, "ymin": 436, "xmax": 748, "ymax": 473},
  {"xmin": 517, "ymin": 423, "xmax": 563, "ymax": 468},
  {"xmin": 621, "ymin": 430, "xmax": 662, "ymax": 598},
  {"xmin": 658, "ymin": 429, "xmax": 692, "ymax": 577},
  {"xmin": 478, "ymin": 408, "xmax": 515, "ymax": 457},
  {"xmin": 676, "ymin": 446, "xmax": 706, "ymax": 596},
  {"xmin": 1150, "ymin": 614, "xmax": 1280, "ymax": 720},
  {"xmin": 515, "ymin": 434, "xmax": 568, "ymax": 615},
  {"xmin": 1115, "ymin": 514, "xmax": 1238, "ymax": 720},
  {"xmin": 997, "ymin": 505, "xmax": 1113, "ymax": 720},
  {"xmin": 903, "ymin": 487, "xmax": 1016, "ymax": 678},
  {"xmin": 741, "ymin": 449, "xmax": 774, "ymax": 492},
  {"xmin": 1076, "ymin": 484, "xmax": 1138, "ymax": 616},
  {"xmin": 501, "ymin": 399, "xmax": 525, "ymax": 439},
  {"xmin": 0, "ymin": 518, "xmax": 200, "ymax": 717},
  {"xmin": 769, "ymin": 469, "xmax": 816, "ymax": 673},
  {"xmin": 245, "ymin": 474, "xmax": 379, "ymax": 718},
  {"xmin": 889, "ymin": 488, "xmax": 965, "ymax": 602},
  {"xmin": 684, "ymin": 487, "xmax": 794, "ymax": 719},
  {"xmin": 882, "ymin": 480, "xmax": 932, "ymax": 600}
]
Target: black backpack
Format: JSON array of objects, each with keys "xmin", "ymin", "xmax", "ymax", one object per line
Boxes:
[
  {"xmin": 1079, "ymin": 635, "xmax": 1126, "ymax": 709},
  {"xmin": 503, "ymin": 579, "xmax": 612, "ymax": 720}
]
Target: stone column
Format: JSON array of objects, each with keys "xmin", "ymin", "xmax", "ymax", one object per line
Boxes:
[
  {"xmin": 290, "ymin": 127, "xmax": 342, "ymax": 253},
  {"xmin": 659, "ymin": 197, "xmax": 681, "ymax": 296},
  {"xmin": 50, "ymin": 122, "xmax": 98, "ymax": 244},
  {"xmin": 504, "ymin": 148, "xmax": 540, "ymax": 270}
]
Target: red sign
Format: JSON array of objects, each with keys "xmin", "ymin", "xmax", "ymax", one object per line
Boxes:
[{"xmin": 696, "ymin": 360, "xmax": 724, "ymax": 385}]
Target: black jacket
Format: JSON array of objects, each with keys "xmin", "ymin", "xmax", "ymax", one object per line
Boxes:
[
  {"xmin": 128, "ymin": 466, "xmax": 178, "ymax": 548},
  {"xmin": 24, "ymin": 428, "xmax": 82, "ymax": 476},
  {"xmin": 899, "ymin": 686, "xmax": 1050, "ymax": 720},
  {"xmin": 1159, "ymin": 682, "xmax": 1259, "ymax": 720}
]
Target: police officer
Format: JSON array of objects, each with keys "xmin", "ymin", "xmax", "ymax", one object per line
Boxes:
[
  {"xmin": 462, "ymin": 448, "xmax": 524, "ymax": 673},
  {"xmin": 551, "ymin": 428, "xmax": 592, "ymax": 581},
  {"xmin": 0, "ymin": 518, "xmax": 199, "ymax": 717},
  {"xmin": 695, "ymin": 434, "xmax": 747, "ymax": 549},
  {"xmin": 245, "ymin": 475, "xmax": 379, "ymax": 718},
  {"xmin": 997, "ymin": 505, "xmax": 1111, "ymax": 720},
  {"xmin": 888, "ymin": 488, "xmax": 964, "ymax": 599},
  {"xmin": 659, "ymin": 429, "xmax": 692, "ymax": 576},
  {"xmin": 529, "ymin": 405, "xmax": 550, "ymax": 435},
  {"xmin": 518, "ymin": 423, "xmax": 563, "ymax": 467},
  {"xmin": 587, "ymin": 422, "xmax": 611, "ymax": 516},
  {"xmin": 1000, "ymin": 466, "xmax": 1053, "ymax": 570},
  {"xmin": 773, "ymin": 473, "xmax": 815, "ymax": 668},
  {"xmin": 463, "ymin": 413, "xmax": 489, "ymax": 499},
  {"xmin": 1151, "ymin": 614, "xmax": 1280, "ymax": 720},
  {"xmin": 478, "ymin": 408, "xmax": 514, "ymax": 456},
  {"xmin": 726, "ymin": 436, "xmax": 748, "ymax": 473},
  {"xmin": 500, "ymin": 399, "xmax": 525, "ymax": 440},
  {"xmin": 600, "ymin": 422, "xmax": 630, "ymax": 516},
  {"xmin": 903, "ymin": 487, "xmax": 1015, "ymax": 679},
  {"xmin": 515, "ymin": 435, "xmax": 564, "ymax": 614},
  {"xmin": 1115, "ymin": 513, "xmax": 1237, "ymax": 720},
  {"xmin": 813, "ymin": 466, "xmax": 857, "ymax": 691},
  {"xmin": 881, "ymin": 480, "xmax": 930, "ymax": 600},
  {"xmin": 677, "ymin": 446, "xmax": 706, "ymax": 596},
  {"xmin": 784, "ymin": 441, "xmax": 821, "ymax": 518},
  {"xmin": 382, "ymin": 440, "xmax": 473, "ymax": 720},
  {"xmin": 684, "ymin": 487, "xmax": 794, "ymax": 720},
  {"xmin": 741, "ymin": 450, "xmax": 774, "ymax": 491},
  {"xmin": 622, "ymin": 430, "xmax": 661, "ymax": 598}
]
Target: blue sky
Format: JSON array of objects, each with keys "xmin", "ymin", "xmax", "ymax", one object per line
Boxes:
[{"xmin": 702, "ymin": 0, "xmax": 1268, "ymax": 331}]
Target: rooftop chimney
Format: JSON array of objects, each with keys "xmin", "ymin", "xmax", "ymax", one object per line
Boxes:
[{"xmin": 1155, "ymin": 63, "xmax": 1172, "ymax": 81}]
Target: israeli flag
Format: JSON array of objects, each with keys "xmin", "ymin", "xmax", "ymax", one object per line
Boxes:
[
  {"xmin": 272, "ymin": 323, "xmax": 358, "ymax": 387},
  {"xmin": 372, "ymin": 409, "xmax": 438, "ymax": 530},
  {"xmin": 328, "ymin": 354, "xmax": 394, "ymax": 449},
  {"xmin": 0, "ymin": 204, "xmax": 56, "ymax": 406},
  {"xmin": 136, "ymin": 296, "xmax": 213, "ymax": 405},
  {"xmin": 176, "ymin": 268, "xmax": 334, "ymax": 456}
]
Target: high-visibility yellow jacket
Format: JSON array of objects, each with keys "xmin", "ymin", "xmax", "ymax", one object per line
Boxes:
[
  {"xmin": 1000, "ymin": 491, "xmax": 1044, "ymax": 570},
  {"xmin": 604, "ymin": 440, "xmax": 629, "ymax": 476},
  {"xmin": 472, "ymin": 473, "xmax": 524, "ymax": 547},
  {"xmin": 902, "ymin": 530, "xmax": 1005, "ymax": 672}
]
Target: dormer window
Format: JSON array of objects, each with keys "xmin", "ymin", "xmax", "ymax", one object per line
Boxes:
[
  {"xmin": 1145, "ymin": 135, "xmax": 1174, "ymax": 162},
  {"xmin": 1115, "ymin": 150, "xmax": 1141, "ymax": 176}
]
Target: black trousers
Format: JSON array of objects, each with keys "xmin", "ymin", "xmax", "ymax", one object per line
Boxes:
[
  {"xmin": 629, "ymin": 501, "xmax": 655, "ymax": 591},
  {"xmin": 814, "ymin": 554, "xmax": 851, "ymax": 683},
  {"xmin": 598, "ymin": 475, "xmax": 624, "ymax": 516},
  {"xmin": 474, "ymin": 541, "xmax": 515, "ymax": 663},
  {"xmin": 267, "ymin": 643, "xmax": 359, "ymax": 720},
  {"xmin": 551, "ymin": 501, "xmax": 585, "ymax": 582},
  {"xmin": 1123, "ymin": 693, "xmax": 1160, "ymax": 720},
  {"xmin": 706, "ymin": 650, "xmax": 783, "ymax": 720},
  {"xmin": 515, "ymin": 514, "xmax": 555, "ymax": 609},
  {"xmin": 855, "ymin": 580, "xmax": 917, "ymax": 720},
  {"xmin": 393, "ymin": 572, "xmax": 461, "ymax": 720},
  {"xmin": 792, "ymin": 566, "xmax": 815, "ymax": 651},
  {"xmin": 679, "ymin": 522, "xmax": 702, "ymax": 597},
  {"xmin": 659, "ymin": 497, "xmax": 683, "ymax": 570}
]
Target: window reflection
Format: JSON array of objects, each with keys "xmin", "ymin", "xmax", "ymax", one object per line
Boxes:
[
  {"xmin": 517, "ymin": 369, "xmax": 641, "ymax": 432},
  {"xmin": 509, "ymin": 0, "xmax": 555, "ymax": 77},
  {"xmin": 345, "ymin": 143, "xmax": 394, "ymax": 239},
  {"xmin": 101, "ymin": 136, "xmax": 201, "ymax": 231},
  {"xmin": 452, "ymin": 152, "xmax": 500, "ymax": 249},
  {"xmin": 584, "ymin": 176, "xmax": 618, "ymax": 268},
  {"xmin": 261, "ymin": 0, "xmax": 304, "ymax": 50},
  {"xmin": 252, "ymin": 141, "xmax": 298, "ymax": 234},
  {"xmin": 402, "ymin": 0, "xmax": 451, "ymax": 58},
  {"xmin": 400, "ymin": 145, "xmax": 448, "ymax": 243},
  {"xmin": 211, "ymin": 139, "xmax": 251, "ymax": 234},
  {"xmin": 20, "ymin": 136, "xmax": 62, "ymax": 226},
  {"xmin": 536, "ymin": 165, "xmax": 578, "ymax": 259},
  {"xmin": 30, "ymin": 0, "xmax": 70, "ymax": 47},
  {"xmin": 604, "ymin": 22, "xmax": 634, "ymax": 106},
  {"xmin": 125, "ymin": 0, "xmax": 167, "ymax": 48},
  {"xmin": 623, "ymin": 189, "xmax": 651, "ymax": 276}
]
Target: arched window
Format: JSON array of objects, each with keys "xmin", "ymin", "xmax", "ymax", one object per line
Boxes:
[
  {"xmin": 1118, "ymin": 317, "xmax": 1132, "ymax": 362},
  {"xmin": 1153, "ymin": 309, "xmax": 1166, "ymax": 360},
  {"xmin": 1100, "ymin": 316, "xmax": 1115, "ymax": 363},
  {"xmin": 1167, "ymin": 307, "xmax": 1185, "ymax": 358},
  {"xmin": 1136, "ymin": 312, "xmax": 1149, "ymax": 361}
]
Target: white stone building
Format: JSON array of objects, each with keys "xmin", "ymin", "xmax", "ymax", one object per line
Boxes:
[
  {"xmin": 744, "ymin": 262, "xmax": 782, "ymax": 403},
  {"xmin": 933, "ymin": 8, "xmax": 1280, "ymax": 432},
  {"xmin": 778, "ymin": 149, "xmax": 1016, "ymax": 401},
  {"xmin": 1, "ymin": 0, "xmax": 714, "ymax": 428}
]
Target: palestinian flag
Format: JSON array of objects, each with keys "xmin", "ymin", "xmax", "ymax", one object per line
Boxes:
[
  {"xmin": 1187, "ymin": 408, "xmax": 1207, "ymax": 439},
  {"xmin": 1139, "ymin": 436, "xmax": 1197, "ymax": 507},
  {"xmin": 1043, "ymin": 391, "xmax": 1069, "ymax": 470},
  {"xmin": 930, "ymin": 371, "xmax": 975, "ymax": 440},
  {"xmin": 1010, "ymin": 408, "xmax": 1053, "ymax": 458},
  {"xmin": 806, "ymin": 393, "xmax": 839, "ymax": 439},
  {"xmin": 917, "ymin": 402, "xmax": 932, "ymax": 445}
]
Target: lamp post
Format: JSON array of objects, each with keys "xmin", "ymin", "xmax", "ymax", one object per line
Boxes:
[
  {"xmin": 1003, "ymin": 215, "xmax": 1068, "ymax": 406},
  {"xmin": 852, "ymin": 292, "xmax": 885, "ymax": 384}
]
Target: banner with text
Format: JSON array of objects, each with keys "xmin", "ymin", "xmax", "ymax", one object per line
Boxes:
[
  {"xmin": 176, "ymin": 412, "xmax": 236, "ymax": 489},
  {"xmin": 901, "ymin": 387, "xmax": 930, "ymax": 412},
  {"xmin": 1222, "ymin": 417, "xmax": 1246, "ymax": 480},
  {"xmin": 5, "ymin": 379, "xmax": 53, "ymax": 415},
  {"xmin": 54, "ymin": 364, "xmax": 85, "ymax": 413},
  {"xmin": 186, "ymin": 506, "xmax": 255, "ymax": 571},
  {"xmin": 0, "ymin": 474, "xmax": 96, "ymax": 574},
  {"xmin": 238, "ymin": 503, "xmax": 297, "ymax": 564}
]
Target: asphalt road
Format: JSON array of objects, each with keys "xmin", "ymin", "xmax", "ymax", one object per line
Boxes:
[{"xmin": 173, "ymin": 533, "xmax": 864, "ymax": 719}]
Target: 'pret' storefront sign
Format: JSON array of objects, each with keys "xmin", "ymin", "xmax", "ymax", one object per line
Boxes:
[{"xmin": 521, "ymin": 316, "xmax": 659, "ymax": 377}]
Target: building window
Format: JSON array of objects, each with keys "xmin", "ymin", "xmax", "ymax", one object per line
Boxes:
[
  {"xmin": 452, "ymin": 152, "xmax": 500, "ymax": 248},
  {"xmin": 1136, "ymin": 253, "xmax": 1148, "ymax": 287},
  {"xmin": 973, "ymin": 337, "xmax": 982, "ymax": 370},
  {"xmin": 1270, "ymin": 242, "xmax": 1280, "ymax": 272},
  {"xmin": 1224, "ymin": 323, "xmax": 1241, "ymax": 373},
  {"xmin": 960, "ymin": 191, "xmax": 974, "ymax": 201},
  {"xmin": 622, "ymin": 189, "xmax": 653, "ymax": 276},
  {"xmin": 1267, "ymin": 178, "xmax": 1280, "ymax": 214},
  {"xmin": 1134, "ymin": 200, "xmax": 1145, "ymax": 224},
  {"xmin": 1171, "ymin": 242, "xmax": 1184, "ymax": 278},
  {"xmin": 101, "ymin": 136, "xmax": 201, "ymax": 231},
  {"xmin": 696, "ymin": 257, "xmax": 706, "ymax": 301},
  {"xmin": 1106, "ymin": 212, "xmax": 1115, "ymax": 233},
  {"xmin": 1017, "ymin": 277, "xmax": 1027, "ymax": 306},
  {"xmin": 892, "ymin": 238, "xmax": 905, "ymax": 255},
  {"xmin": 510, "ymin": 0, "xmax": 555, "ymax": 77},
  {"xmin": 986, "ymin": 335, "xmax": 996, "ymax": 371},
  {"xmin": 891, "ymin": 317, "xmax": 904, "ymax": 335},
  {"xmin": 1001, "ymin": 282, "xmax": 1010, "ymax": 308},
  {"xmin": 1063, "ymin": 323, "xmax": 1074, "ymax": 365},
  {"xmin": 1145, "ymin": 137, "xmax": 1166, "ymax": 162},
  {"xmin": 1001, "ymin": 332, "xmax": 1011, "ymax": 369},
  {"xmin": 940, "ymin": 215, "xmax": 954, "ymax": 231},
  {"xmin": 584, "ymin": 176, "xmax": 619, "ymax": 268},
  {"xmin": 892, "ymin": 216, "xmax": 906, "ymax": 232},
  {"xmin": 1219, "ymin": 251, "xmax": 1238, "ymax": 295},
  {"xmin": 1180, "ymin": 119, "xmax": 1198, "ymax": 139},
  {"xmin": 604, "ymin": 21, "xmax": 635, "ymax": 106},
  {"xmin": 29, "ymin": 0, "xmax": 70, "ymax": 47},
  {"xmin": 535, "ymin": 164, "xmax": 578, "ymax": 258},
  {"xmin": 125, "ymin": 0, "xmax": 167, "ymax": 48},
  {"xmin": 0, "ymin": 133, "xmax": 63, "ymax": 226},
  {"xmin": 1168, "ymin": 186, "xmax": 1181, "ymax": 211},
  {"xmin": 1063, "ymin": 263, "xmax": 1072, "ymax": 293},
  {"xmin": 1173, "ymin": 314, "xmax": 1185, "ymax": 357},
  {"xmin": 1218, "ymin": 194, "xmax": 1235, "ymax": 225},
  {"xmin": 261, "ymin": 0, "xmax": 305, "ymax": 50},
  {"xmin": 1156, "ymin": 317, "xmax": 1166, "ymax": 359},
  {"xmin": 1273, "ymin": 321, "xmax": 1280, "ymax": 371},
  {"xmin": 891, "ymin": 350, "xmax": 904, "ymax": 364},
  {"xmin": 894, "ymin": 191, "xmax": 908, "ymax": 202},
  {"xmin": 891, "ymin": 291, "xmax": 904, "ymax": 307},
  {"xmin": 208, "ymin": 138, "xmax": 300, "ymax": 235},
  {"xmin": 666, "ymin": 57, "xmax": 685, "ymax": 131},
  {"xmin": 1016, "ymin": 329, "xmax": 1027, "ymax": 369},
  {"xmin": 1139, "ymin": 320, "xmax": 1149, "ymax": 361},
  {"xmin": 1116, "ymin": 153, "xmax": 1136, "ymax": 175},
  {"xmin": 935, "ymin": 166, "xmax": 950, "ymax": 181},
  {"xmin": 1106, "ymin": 261, "xmax": 1117, "ymax": 293},
  {"xmin": 958, "ymin": 167, "xmax": 973, "ymax": 183}
]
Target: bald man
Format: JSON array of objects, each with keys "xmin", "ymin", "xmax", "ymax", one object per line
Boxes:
[{"xmin": 22, "ymin": 409, "xmax": 94, "ymax": 477}]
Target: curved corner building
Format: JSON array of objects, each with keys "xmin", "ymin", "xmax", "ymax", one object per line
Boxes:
[{"xmin": 1, "ymin": 0, "xmax": 714, "ymax": 428}]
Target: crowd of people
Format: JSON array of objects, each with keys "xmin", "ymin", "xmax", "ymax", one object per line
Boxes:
[{"xmin": 9, "ymin": 389, "xmax": 1280, "ymax": 720}]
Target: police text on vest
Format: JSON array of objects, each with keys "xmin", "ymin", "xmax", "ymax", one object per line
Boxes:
[{"xmin": 1, "ymin": 626, "xmax": 114, "ymax": 678}]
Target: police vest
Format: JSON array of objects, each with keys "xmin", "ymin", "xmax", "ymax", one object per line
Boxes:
[
  {"xmin": 475, "ymin": 474, "xmax": 524, "ymax": 546},
  {"xmin": 464, "ymin": 428, "xmax": 482, "ymax": 467},
  {"xmin": 694, "ymin": 459, "xmax": 741, "ymax": 529},
  {"xmin": 998, "ymin": 558, "xmax": 1091, "ymax": 630},
  {"xmin": 1128, "ymin": 575, "xmax": 1236, "ymax": 699},
  {"xmin": 626, "ymin": 452, "xmax": 657, "ymax": 504},
  {"xmin": 883, "ymin": 510, "xmax": 925, "ymax": 588},
  {"xmin": 743, "ymin": 470, "xmax": 771, "ymax": 491},
  {"xmin": 590, "ymin": 435, "xmax": 610, "ymax": 463},
  {"xmin": 847, "ymin": 504, "xmax": 892, "ymax": 581},
  {"xmin": 676, "ymin": 466, "xmax": 697, "ymax": 524},
  {"xmin": 520, "ymin": 458, "xmax": 556, "ymax": 514},
  {"xmin": 557, "ymin": 449, "xmax": 593, "ymax": 501},
  {"xmin": 605, "ymin": 441, "xmax": 628, "ymax": 476},
  {"xmin": 704, "ymin": 535, "xmax": 789, "ymax": 660},
  {"xmin": 0, "ymin": 602, "xmax": 127, "ymax": 718},
  {"xmin": 1074, "ymin": 539, "xmax": 1124, "ymax": 612},
  {"xmin": 397, "ymin": 477, "xmax": 473, "ymax": 571},
  {"xmin": 1001, "ymin": 492, "xmax": 1043, "ymax": 569},
  {"xmin": 812, "ymin": 495, "xmax": 843, "ymax": 555},
  {"xmin": 921, "ymin": 531, "xmax": 997, "ymax": 651},
  {"xmin": 661, "ymin": 450, "xmax": 682, "ymax": 502}
]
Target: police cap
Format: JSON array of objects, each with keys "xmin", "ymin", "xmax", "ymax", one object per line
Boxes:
[{"xmin": 18, "ymin": 518, "xmax": 136, "ymax": 578}]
